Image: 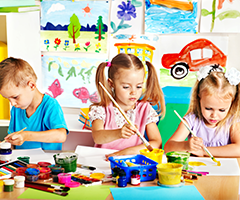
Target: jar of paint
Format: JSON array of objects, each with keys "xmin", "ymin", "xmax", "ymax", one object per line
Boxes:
[
  {"xmin": 38, "ymin": 162, "xmax": 52, "ymax": 167},
  {"xmin": 131, "ymin": 170, "xmax": 141, "ymax": 186},
  {"xmin": 53, "ymin": 153, "xmax": 78, "ymax": 173},
  {"xmin": 166, "ymin": 151, "xmax": 190, "ymax": 170},
  {"xmin": 51, "ymin": 168, "xmax": 64, "ymax": 183},
  {"xmin": 17, "ymin": 156, "xmax": 30, "ymax": 164},
  {"xmin": 118, "ymin": 169, "xmax": 127, "ymax": 187},
  {"xmin": 25, "ymin": 168, "xmax": 40, "ymax": 182},
  {"xmin": 0, "ymin": 180, "xmax": 3, "ymax": 193},
  {"xmin": 58, "ymin": 173, "xmax": 72, "ymax": 184},
  {"xmin": 0, "ymin": 142, "xmax": 12, "ymax": 163},
  {"xmin": 15, "ymin": 167, "xmax": 28, "ymax": 176},
  {"xmin": 140, "ymin": 148, "xmax": 164, "ymax": 163},
  {"xmin": 112, "ymin": 167, "xmax": 120, "ymax": 183},
  {"xmin": 27, "ymin": 163, "xmax": 40, "ymax": 168},
  {"xmin": 37, "ymin": 167, "xmax": 51, "ymax": 179},
  {"xmin": 3, "ymin": 179, "xmax": 14, "ymax": 192},
  {"xmin": 14, "ymin": 176, "xmax": 25, "ymax": 188}
]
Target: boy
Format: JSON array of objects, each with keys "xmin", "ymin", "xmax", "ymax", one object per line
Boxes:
[{"xmin": 0, "ymin": 57, "xmax": 68, "ymax": 150}]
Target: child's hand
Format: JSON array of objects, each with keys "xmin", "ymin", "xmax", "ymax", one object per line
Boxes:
[
  {"xmin": 187, "ymin": 137, "xmax": 204, "ymax": 156},
  {"xmin": 119, "ymin": 124, "xmax": 137, "ymax": 139},
  {"xmin": 4, "ymin": 131, "xmax": 26, "ymax": 146}
]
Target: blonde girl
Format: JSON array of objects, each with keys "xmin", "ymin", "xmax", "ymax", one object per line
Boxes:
[
  {"xmin": 165, "ymin": 66, "xmax": 240, "ymax": 157},
  {"xmin": 89, "ymin": 53, "xmax": 165, "ymax": 158}
]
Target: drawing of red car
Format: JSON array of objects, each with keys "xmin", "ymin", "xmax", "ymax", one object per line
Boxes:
[{"xmin": 161, "ymin": 38, "xmax": 227, "ymax": 79}]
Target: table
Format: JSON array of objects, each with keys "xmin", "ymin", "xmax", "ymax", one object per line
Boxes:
[{"xmin": 0, "ymin": 154, "xmax": 239, "ymax": 200}]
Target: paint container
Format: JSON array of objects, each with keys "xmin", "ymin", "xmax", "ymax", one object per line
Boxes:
[
  {"xmin": 15, "ymin": 167, "xmax": 28, "ymax": 176},
  {"xmin": 53, "ymin": 153, "xmax": 78, "ymax": 173},
  {"xmin": 51, "ymin": 168, "xmax": 64, "ymax": 183},
  {"xmin": 58, "ymin": 173, "xmax": 72, "ymax": 184},
  {"xmin": 14, "ymin": 176, "xmax": 25, "ymax": 188},
  {"xmin": 3, "ymin": 179, "xmax": 14, "ymax": 192},
  {"xmin": 0, "ymin": 180, "xmax": 3, "ymax": 193},
  {"xmin": 157, "ymin": 163, "xmax": 183, "ymax": 185},
  {"xmin": 37, "ymin": 167, "xmax": 51, "ymax": 179},
  {"xmin": 112, "ymin": 167, "xmax": 121, "ymax": 183},
  {"xmin": 25, "ymin": 168, "xmax": 40, "ymax": 182},
  {"xmin": 140, "ymin": 148, "xmax": 164, "ymax": 163},
  {"xmin": 118, "ymin": 169, "xmax": 127, "ymax": 187},
  {"xmin": 38, "ymin": 162, "xmax": 52, "ymax": 167},
  {"xmin": 65, "ymin": 181, "xmax": 80, "ymax": 188},
  {"xmin": 17, "ymin": 156, "xmax": 30, "ymax": 164},
  {"xmin": 131, "ymin": 170, "xmax": 141, "ymax": 186},
  {"xmin": 27, "ymin": 163, "xmax": 40, "ymax": 168},
  {"xmin": 0, "ymin": 142, "xmax": 12, "ymax": 163},
  {"xmin": 166, "ymin": 151, "xmax": 190, "ymax": 170}
]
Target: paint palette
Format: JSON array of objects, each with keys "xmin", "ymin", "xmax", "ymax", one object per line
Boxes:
[{"xmin": 0, "ymin": 160, "xmax": 28, "ymax": 179}]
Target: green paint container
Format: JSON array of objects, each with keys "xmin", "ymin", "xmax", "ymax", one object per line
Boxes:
[
  {"xmin": 17, "ymin": 156, "xmax": 30, "ymax": 164},
  {"xmin": 53, "ymin": 153, "xmax": 78, "ymax": 173},
  {"xmin": 166, "ymin": 151, "xmax": 190, "ymax": 170}
]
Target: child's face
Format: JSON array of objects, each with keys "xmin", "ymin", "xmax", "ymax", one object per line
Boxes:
[
  {"xmin": 0, "ymin": 82, "xmax": 34, "ymax": 110},
  {"xmin": 200, "ymin": 93, "xmax": 232, "ymax": 128},
  {"xmin": 112, "ymin": 68, "xmax": 144, "ymax": 111}
]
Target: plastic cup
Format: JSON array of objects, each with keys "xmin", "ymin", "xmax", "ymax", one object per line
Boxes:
[
  {"xmin": 166, "ymin": 151, "xmax": 190, "ymax": 170},
  {"xmin": 53, "ymin": 153, "xmax": 78, "ymax": 173},
  {"xmin": 140, "ymin": 149, "xmax": 164, "ymax": 163},
  {"xmin": 157, "ymin": 163, "xmax": 183, "ymax": 185}
]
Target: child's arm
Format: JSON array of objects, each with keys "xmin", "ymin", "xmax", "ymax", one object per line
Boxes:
[
  {"xmin": 105, "ymin": 122, "xmax": 162, "ymax": 159},
  {"xmin": 92, "ymin": 119, "xmax": 137, "ymax": 144},
  {"xmin": 4, "ymin": 128, "xmax": 67, "ymax": 146},
  {"xmin": 204, "ymin": 122, "xmax": 240, "ymax": 157},
  {"xmin": 164, "ymin": 121, "xmax": 204, "ymax": 156}
]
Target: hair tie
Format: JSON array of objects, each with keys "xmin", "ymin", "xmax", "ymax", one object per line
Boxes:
[
  {"xmin": 106, "ymin": 61, "xmax": 111, "ymax": 67},
  {"xmin": 225, "ymin": 68, "xmax": 240, "ymax": 86},
  {"xmin": 197, "ymin": 65, "xmax": 223, "ymax": 82}
]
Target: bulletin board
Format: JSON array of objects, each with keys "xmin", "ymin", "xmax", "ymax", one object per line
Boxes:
[{"xmin": 39, "ymin": 0, "xmax": 240, "ymax": 109}]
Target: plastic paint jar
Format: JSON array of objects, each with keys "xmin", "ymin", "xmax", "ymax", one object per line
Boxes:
[
  {"xmin": 14, "ymin": 176, "xmax": 25, "ymax": 188},
  {"xmin": 37, "ymin": 167, "xmax": 51, "ymax": 179},
  {"xmin": 27, "ymin": 163, "xmax": 40, "ymax": 168},
  {"xmin": 112, "ymin": 167, "xmax": 120, "ymax": 183},
  {"xmin": 3, "ymin": 179, "xmax": 14, "ymax": 192},
  {"xmin": 17, "ymin": 156, "xmax": 30, "ymax": 164},
  {"xmin": 51, "ymin": 168, "xmax": 64, "ymax": 183},
  {"xmin": 0, "ymin": 142, "xmax": 12, "ymax": 163},
  {"xmin": 53, "ymin": 153, "xmax": 78, "ymax": 173},
  {"xmin": 15, "ymin": 167, "xmax": 28, "ymax": 176},
  {"xmin": 58, "ymin": 173, "xmax": 72, "ymax": 184},
  {"xmin": 131, "ymin": 170, "xmax": 141, "ymax": 186},
  {"xmin": 118, "ymin": 170, "xmax": 127, "ymax": 187},
  {"xmin": 166, "ymin": 151, "xmax": 190, "ymax": 170},
  {"xmin": 25, "ymin": 168, "xmax": 40, "ymax": 182},
  {"xmin": 38, "ymin": 162, "xmax": 52, "ymax": 167}
]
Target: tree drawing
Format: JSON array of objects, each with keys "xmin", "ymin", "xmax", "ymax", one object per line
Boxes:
[
  {"xmin": 95, "ymin": 16, "xmax": 105, "ymax": 41},
  {"xmin": 68, "ymin": 14, "xmax": 81, "ymax": 44}
]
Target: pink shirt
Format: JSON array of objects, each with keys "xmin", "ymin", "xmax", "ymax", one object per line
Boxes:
[{"xmin": 89, "ymin": 101, "xmax": 159, "ymax": 150}]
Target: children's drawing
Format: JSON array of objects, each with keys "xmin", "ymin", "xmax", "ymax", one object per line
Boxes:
[
  {"xmin": 40, "ymin": 1, "xmax": 109, "ymax": 53},
  {"xmin": 145, "ymin": 0, "xmax": 198, "ymax": 34},
  {"xmin": 201, "ymin": 0, "xmax": 240, "ymax": 33},
  {"xmin": 111, "ymin": 0, "xmax": 143, "ymax": 34},
  {"xmin": 42, "ymin": 55, "xmax": 106, "ymax": 108},
  {"xmin": 158, "ymin": 35, "xmax": 228, "ymax": 87},
  {"xmin": 161, "ymin": 38, "xmax": 227, "ymax": 79}
]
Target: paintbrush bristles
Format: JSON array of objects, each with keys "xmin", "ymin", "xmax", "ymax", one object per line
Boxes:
[{"xmin": 99, "ymin": 82, "xmax": 154, "ymax": 152}]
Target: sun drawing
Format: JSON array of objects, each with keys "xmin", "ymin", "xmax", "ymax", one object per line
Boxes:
[{"xmin": 82, "ymin": 4, "xmax": 92, "ymax": 17}]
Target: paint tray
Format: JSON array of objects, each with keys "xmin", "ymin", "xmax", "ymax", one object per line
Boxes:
[{"xmin": 109, "ymin": 154, "xmax": 158, "ymax": 183}]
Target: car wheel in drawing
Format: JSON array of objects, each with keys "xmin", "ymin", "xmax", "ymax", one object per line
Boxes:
[{"xmin": 170, "ymin": 63, "xmax": 189, "ymax": 79}]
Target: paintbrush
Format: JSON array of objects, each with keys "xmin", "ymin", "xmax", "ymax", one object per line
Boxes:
[
  {"xmin": 174, "ymin": 110, "xmax": 221, "ymax": 166},
  {"xmin": 77, "ymin": 164, "xmax": 96, "ymax": 171},
  {"xmin": 25, "ymin": 182, "xmax": 68, "ymax": 196},
  {"xmin": 25, "ymin": 181, "xmax": 70, "ymax": 191},
  {"xmin": 1, "ymin": 127, "xmax": 27, "ymax": 143},
  {"xmin": 99, "ymin": 82, "xmax": 154, "ymax": 152}
]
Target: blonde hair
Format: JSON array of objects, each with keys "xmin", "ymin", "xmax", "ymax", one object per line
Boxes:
[
  {"xmin": 0, "ymin": 57, "xmax": 37, "ymax": 90},
  {"xmin": 187, "ymin": 71, "xmax": 240, "ymax": 128},
  {"xmin": 92, "ymin": 53, "xmax": 165, "ymax": 117}
]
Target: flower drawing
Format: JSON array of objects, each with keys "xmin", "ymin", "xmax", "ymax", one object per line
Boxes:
[
  {"xmin": 84, "ymin": 41, "xmax": 91, "ymax": 51},
  {"xmin": 201, "ymin": 0, "xmax": 239, "ymax": 32},
  {"xmin": 111, "ymin": 1, "xmax": 136, "ymax": 34},
  {"xmin": 95, "ymin": 42, "xmax": 101, "ymax": 53},
  {"xmin": 54, "ymin": 38, "xmax": 61, "ymax": 50},
  {"xmin": 44, "ymin": 39, "xmax": 50, "ymax": 51},
  {"xmin": 63, "ymin": 40, "xmax": 69, "ymax": 51},
  {"xmin": 74, "ymin": 43, "xmax": 80, "ymax": 51}
]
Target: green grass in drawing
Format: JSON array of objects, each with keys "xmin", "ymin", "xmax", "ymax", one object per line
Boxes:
[{"xmin": 41, "ymin": 31, "xmax": 108, "ymax": 53}]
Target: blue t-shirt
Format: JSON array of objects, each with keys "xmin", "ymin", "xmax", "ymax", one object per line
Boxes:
[{"xmin": 8, "ymin": 94, "xmax": 68, "ymax": 150}]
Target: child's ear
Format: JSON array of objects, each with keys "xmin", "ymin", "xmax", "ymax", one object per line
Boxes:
[
  {"xmin": 108, "ymin": 78, "xmax": 114, "ymax": 88},
  {"xmin": 28, "ymin": 80, "xmax": 36, "ymax": 90}
]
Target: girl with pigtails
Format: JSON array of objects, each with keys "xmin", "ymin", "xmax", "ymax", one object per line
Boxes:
[
  {"xmin": 165, "ymin": 66, "xmax": 240, "ymax": 157},
  {"xmin": 89, "ymin": 53, "xmax": 165, "ymax": 159}
]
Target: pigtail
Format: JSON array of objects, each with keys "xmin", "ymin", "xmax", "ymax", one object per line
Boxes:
[
  {"xmin": 142, "ymin": 61, "xmax": 165, "ymax": 117},
  {"xmin": 228, "ymin": 84, "xmax": 240, "ymax": 124},
  {"xmin": 91, "ymin": 62, "xmax": 111, "ymax": 108}
]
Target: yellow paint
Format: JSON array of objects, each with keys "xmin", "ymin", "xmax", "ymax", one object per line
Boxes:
[
  {"xmin": 188, "ymin": 161, "xmax": 206, "ymax": 167},
  {"xmin": 213, "ymin": 158, "xmax": 221, "ymax": 166},
  {"xmin": 90, "ymin": 173, "xmax": 105, "ymax": 180},
  {"xmin": 157, "ymin": 163, "xmax": 183, "ymax": 185},
  {"xmin": 125, "ymin": 161, "xmax": 139, "ymax": 167},
  {"xmin": 140, "ymin": 148, "xmax": 164, "ymax": 163}
]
